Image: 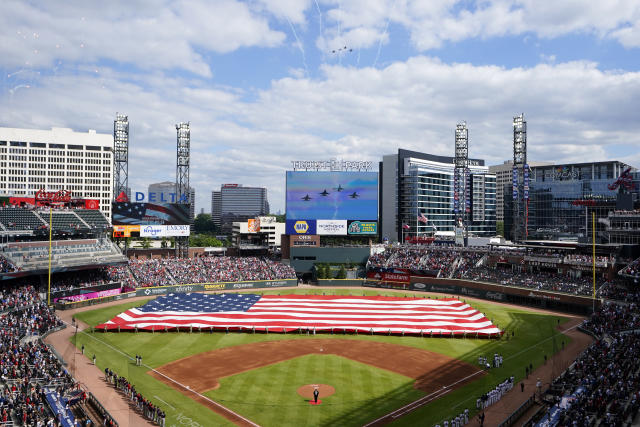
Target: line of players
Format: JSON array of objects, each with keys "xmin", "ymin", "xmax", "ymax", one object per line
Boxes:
[{"xmin": 434, "ymin": 409, "xmax": 469, "ymax": 427}]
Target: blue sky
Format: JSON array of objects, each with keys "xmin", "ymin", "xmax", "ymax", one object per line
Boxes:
[{"xmin": 1, "ymin": 0, "xmax": 640, "ymax": 214}]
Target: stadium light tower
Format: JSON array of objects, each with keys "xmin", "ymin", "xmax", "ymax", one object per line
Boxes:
[
  {"xmin": 113, "ymin": 113, "xmax": 129, "ymax": 200},
  {"xmin": 454, "ymin": 121, "xmax": 469, "ymax": 245},
  {"xmin": 175, "ymin": 122, "xmax": 191, "ymax": 258},
  {"xmin": 512, "ymin": 113, "xmax": 528, "ymax": 242}
]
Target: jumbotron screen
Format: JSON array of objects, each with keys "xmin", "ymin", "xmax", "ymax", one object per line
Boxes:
[
  {"xmin": 286, "ymin": 171, "xmax": 378, "ymax": 221},
  {"xmin": 112, "ymin": 202, "xmax": 190, "ymax": 225}
]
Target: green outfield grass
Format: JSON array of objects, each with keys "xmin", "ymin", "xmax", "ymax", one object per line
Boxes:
[
  {"xmin": 72, "ymin": 289, "xmax": 573, "ymax": 427},
  {"xmin": 205, "ymin": 354, "xmax": 424, "ymax": 427}
]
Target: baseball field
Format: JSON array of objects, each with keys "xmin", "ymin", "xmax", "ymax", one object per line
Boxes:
[{"xmin": 72, "ymin": 288, "xmax": 571, "ymax": 427}]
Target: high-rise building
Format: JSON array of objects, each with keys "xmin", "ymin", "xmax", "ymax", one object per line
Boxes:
[
  {"xmin": 489, "ymin": 160, "xmax": 551, "ymax": 222},
  {"xmin": 380, "ymin": 149, "xmax": 496, "ymax": 242},
  {"xmin": 0, "ymin": 126, "xmax": 114, "ymax": 218},
  {"xmin": 211, "ymin": 184, "xmax": 269, "ymax": 234},
  {"xmin": 211, "ymin": 190, "xmax": 221, "ymax": 227},
  {"xmin": 503, "ymin": 160, "xmax": 636, "ymax": 242}
]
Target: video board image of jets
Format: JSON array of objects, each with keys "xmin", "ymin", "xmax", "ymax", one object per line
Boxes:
[{"xmin": 286, "ymin": 171, "xmax": 378, "ymax": 220}]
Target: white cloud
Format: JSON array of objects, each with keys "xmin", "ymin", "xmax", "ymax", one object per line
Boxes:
[
  {"xmin": 0, "ymin": 0, "xmax": 286, "ymax": 76},
  {"xmin": 314, "ymin": 0, "xmax": 640, "ymax": 52}
]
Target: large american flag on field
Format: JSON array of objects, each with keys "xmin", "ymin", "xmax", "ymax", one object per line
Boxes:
[{"xmin": 96, "ymin": 293, "xmax": 502, "ymax": 336}]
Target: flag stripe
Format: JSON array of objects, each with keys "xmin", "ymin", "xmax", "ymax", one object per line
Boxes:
[{"xmin": 97, "ymin": 293, "xmax": 502, "ymax": 336}]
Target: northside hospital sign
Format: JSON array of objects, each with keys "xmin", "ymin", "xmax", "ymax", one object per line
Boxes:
[{"xmin": 291, "ymin": 159, "xmax": 373, "ymax": 171}]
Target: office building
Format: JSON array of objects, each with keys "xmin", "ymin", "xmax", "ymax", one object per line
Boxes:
[
  {"xmin": 212, "ymin": 184, "xmax": 269, "ymax": 234},
  {"xmin": 380, "ymin": 149, "xmax": 496, "ymax": 242},
  {"xmin": 489, "ymin": 160, "xmax": 551, "ymax": 221},
  {"xmin": 503, "ymin": 161, "xmax": 637, "ymax": 242},
  {"xmin": 0, "ymin": 126, "xmax": 114, "ymax": 218}
]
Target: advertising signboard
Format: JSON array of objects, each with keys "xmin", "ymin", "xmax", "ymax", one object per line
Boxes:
[
  {"xmin": 139, "ymin": 224, "xmax": 191, "ymax": 237},
  {"xmin": 285, "ymin": 219, "xmax": 317, "ymax": 235},
  {"xmin": 317, "ymin": 220, "xmax": 347, "ymax": 235},
  {"xmin": 112, "ymin": 202, "xmax": 190, "ymax": 225},
  {"xmin": 286, "ymin": 171, "xmax": 378, "ymax": 221},
  {"xmin": 112, "ymin": 225, "xmax": 140, "ymax": 238},
  {"xmin": 347, "ymin": 220, "xmax": 377, "ymax": 235},
  {"xmin": 247, "ymin": 218, "xmax": 260, "ymax": 233}
]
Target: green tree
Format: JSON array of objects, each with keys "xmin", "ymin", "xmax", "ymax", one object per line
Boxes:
[
  {"xmin": 336, "ymin": 265, "xmax": 347, "ymax": 279},
  {"xmin": 140, "ymin": 238, "xmax": 151, "ymax": 249},
  {"xmin": 190, "ymin": 234, "xmax": 224, "ymax": 247},
  {"xmin": 496, "ymin": 221, "xmax": 504, "ymax": 237},
  {"xmin": 194, "ymin": 213, "xmax": 217, "ymax": 234},
  {"xmin": 316, "ymin": 264, "xmax": 325, "ymax": 279}
]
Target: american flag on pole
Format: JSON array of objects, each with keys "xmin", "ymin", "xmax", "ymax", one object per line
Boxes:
[{"xmin": 97, "ymin": 293, "xmax": 502, "ymax": 337}]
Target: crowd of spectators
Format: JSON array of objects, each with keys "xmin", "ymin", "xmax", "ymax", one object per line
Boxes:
[
  {"xmin": 455, "ymin": 266, "xmax": 597, "ymax": 296},
  {"xmin": 105, "ymin": 368, "xmax": 165, "ymax": 426},
  {"xmin": 367, "ymin": 247, "xmax": 484, "ymax": 277},
  {"xmin": 581, "ymin": 302, "xmax": 640, "ymax": 336},
  {"xmin": 0, "ymin": 255, "xmax": 20, "ymax": 273},
  {"xmin": 127, "ymin": 256, "xmax": 296, "ymax": 287},
  {"xmin": 0, "ymin": 284, "xmax": 80, "ymax": 425},
  {"xmin": 545, "ymin": 331, "xmax": 640, "ymax": 425},
  {"xmin": 598, "ymin": 279, "xmax": 640, "ymax": 304},
  {"xmin": 619, "ymin": 257, "xmax": 640, "ymax": 279}
]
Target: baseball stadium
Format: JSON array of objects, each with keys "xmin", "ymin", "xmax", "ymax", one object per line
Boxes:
[
  {"xmin": 1, "ymin": 117, "xmax": 639, "ymax": 427},
  {"xmin": 1, "ymin": 174, "xmax": 640, "ymax": 427}
]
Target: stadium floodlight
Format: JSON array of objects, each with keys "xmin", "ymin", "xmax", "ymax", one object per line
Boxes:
[
  {"xmin": 175, "ymin": 122, "xmax": 191, "ymax": 258},
  {"xmin": 454, "ymin": 121, "xmax": 469, "ymax": 245},
  {"xmin": 113, "ymin": 113, "xmax": 129, "ymax": 201},
  {"xmin": 512, "ymin": 113, "xmax": 528, "ymax": 242}
]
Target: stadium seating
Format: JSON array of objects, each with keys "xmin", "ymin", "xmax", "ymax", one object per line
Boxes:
[
  {"xmin": 74, "ymin": 209, "xmax": 111, "ymax": 229},
  {"xmin": 0, "ymin": 207, "xmax": 46, "ymax": 231},
  {"xmin": 541, "ymin": 303, "xmax": 640, "ymax": 425},
  {"xmin": 128, "ymin": 256, "xmax": 297, "ymax": 287},
  {"xmin": 48, "ymin": 210, "xmax": 90, "ymax": 231},
  {"xmin": 1, "ymin": 238, "xmax": 126, "ymax": 271},
  {"xmin": 0, "ymin": 284, "xmax": 116, "ymax": 426},
  {"xmin": 366, "ymin": 246, "xmax": 617, "ymax": 296}
]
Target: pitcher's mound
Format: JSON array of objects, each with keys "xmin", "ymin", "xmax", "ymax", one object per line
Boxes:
[{"xmin": 297, "ymin": 384, "xmax": 335, "ymax": 399}]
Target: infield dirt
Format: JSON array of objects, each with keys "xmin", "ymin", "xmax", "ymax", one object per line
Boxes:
[{"xmin": 149, "ymin": 338, "xmax": 483, "ymax": 425}]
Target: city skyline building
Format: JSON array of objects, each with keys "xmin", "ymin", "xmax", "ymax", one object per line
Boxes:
[
  {"xmin": 380, "ymin": 149, "xmax": 496, "ymax": 242},
  {"xmin": 0, "ymin": 126, "xmax": 114, "ymax": 218},
  {"xmin": 211, "ymin": 184, "xmax": 270, "ymax": 234},
  {"xmin": 503, "ymin": 160, "xmax": 637, "ymax": 242},
  {"xmin": 489, "ymin": 160, "xmax": 551, "ymax": 222}
]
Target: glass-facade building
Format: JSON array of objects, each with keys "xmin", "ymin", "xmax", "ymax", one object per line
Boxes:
[
  {"xmin": 381, "ymin": 149, "xmax": 496, "ymax": 242},
  {"xmin": 504, "ymin": 161, "xmax": 638, "ymax": 242}
]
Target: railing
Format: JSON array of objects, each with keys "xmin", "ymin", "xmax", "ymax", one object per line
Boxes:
[
  {"xmin": 498, "ymin": 395, "xmax": 536, "ymax": 427},
  {"xmin": 87, "ymin": 391, "xmax": 119, "ymax": 427}
]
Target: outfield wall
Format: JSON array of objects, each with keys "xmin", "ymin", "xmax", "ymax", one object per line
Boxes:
[{"xmin": 55, "ymin": 279, "xmax": 299, "ymax": 310}]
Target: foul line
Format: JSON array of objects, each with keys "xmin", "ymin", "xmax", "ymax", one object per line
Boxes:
[
  {"xmin": 365, "ymin": 322, "xmax": 583, "ymax": 424},
  {"xmin": 154, "ymin": 395, "xmax": 175, "ymax": 410},
  {"xmin": 62, "ymin": 320, "xmax": 260, "ymax": 427}
]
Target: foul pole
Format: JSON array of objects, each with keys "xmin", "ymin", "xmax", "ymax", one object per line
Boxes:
[{"xmin": 47, "ymin": 207, "xmax": 52, "ymax": 306}]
